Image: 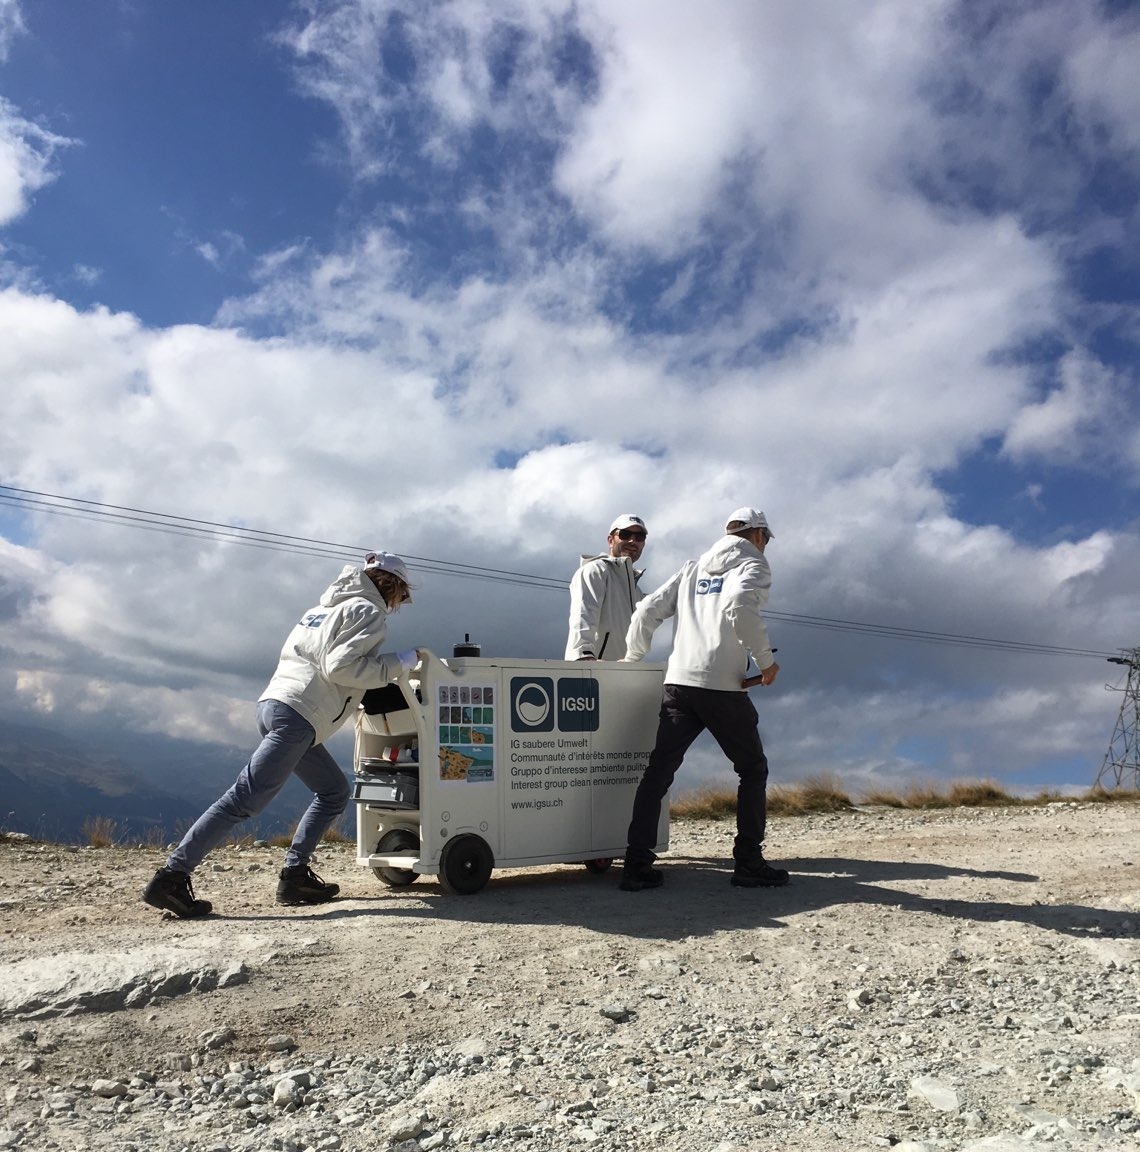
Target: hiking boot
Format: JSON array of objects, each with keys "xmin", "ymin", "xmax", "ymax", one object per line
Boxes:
[
  {"xmin": 731, "ymin": 855, "xmax": 790, "ymax": 888},
  {"xmin": 618, "ymin": 862, "xmax": 664, "ymax": 891},
  {"xmin": 143, "ymin": 867, "xmax": 212, "ymax": 918},
  {"xmin": 276, "ymin": 865, "xmax": 340, "ymax": 905}
]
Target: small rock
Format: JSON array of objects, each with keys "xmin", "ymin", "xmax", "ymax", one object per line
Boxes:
[
  {"xmin": 389, "ymin": 1114, "xmax": 424, "ymax": 1141},
  {"xmin": 90, "ymin": 1079, "xmax": 129, "ymax": 1098},
  {"xmin": 273, "ymin": 1078, "xmax": 301, "ymax": 1109},
  {"xmin": 910, "ymin": 1075, "xmax": 959, "ymax": 1112},
  {"xmin": 199, "ymin": 1028, "xmax": 238, "ymax": 1051}
]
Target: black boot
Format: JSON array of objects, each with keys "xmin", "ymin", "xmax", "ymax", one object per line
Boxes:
[
  {"xmin": 276, "ymin": 864, "xmax": 340, "ymax": 905},
  {"xmin": 143, "ymin": 867, "xmax": 213, "ymax": 918},
  {"xmin": 619, "ymin": 861, "xmax": 664, "ymax": 891},
  {"xmin": 731, "ymin": 854, "xmax": 789, "ymax": 888}
]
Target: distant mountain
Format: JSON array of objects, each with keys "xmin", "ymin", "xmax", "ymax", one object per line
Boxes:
[{"xmin": 0, "ymin": 722, "xmax": 323, "ymax": 844}]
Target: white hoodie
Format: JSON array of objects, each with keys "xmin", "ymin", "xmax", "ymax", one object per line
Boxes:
[
  {"xmin": 565, "ymin": 554, "xmax": 645, "ymax": 660},
  {"xmin": 625, "ymin": 535, "xmax": 774, "ymax": 691},
  {"xmin": 260, "ymin": 565, "xmax": 409, "ymax": 745}
]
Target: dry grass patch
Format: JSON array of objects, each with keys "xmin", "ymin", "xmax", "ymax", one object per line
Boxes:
[
  {"xmin": 81, "ymin": 815, "xmax": 120, "ymax": 848},
  {"xmin": 668, "ymin": 776, "xmax": 1140, "ymax": 820},
  {"xmin": 321, "ymin": 823, "xmax": 354, "ymax": 844},
  {"xmin": 858, "ymin": 779, "xmax": 1021, "ymax": 810},
  {"xmin": 670, "ymin": 787, "xmax": 738, "ymax": 821},
  {"xmin": 861, "ymin": 780, "xmax": 952, "ymax": 809},
  {"xmin": 945, "ymin": 779, "xmax": 1020, "ymax": 807},
  {"xmin": 209, "ymin": 821, "xmax": 355, "ymax": 852},
  {"xmin": 770, "ymin": 775, "xmax": 854, "ymax": 816},
  {"xmin": 1082, "ymin": 786, "xmax": 1140, "ymax": 805},
  {"xmin": 673, "ymin": 775, "xmax": 854, "ymax": 820}
]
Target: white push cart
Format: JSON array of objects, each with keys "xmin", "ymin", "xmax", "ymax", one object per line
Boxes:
[{"xmin": 353, "ymin": 650, "xmax": 668, "ymax": 894}]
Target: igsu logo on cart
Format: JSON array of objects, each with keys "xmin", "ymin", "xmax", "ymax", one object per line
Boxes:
[
  {"xmin": 511, "ymin": 677, "xmax": 554, "ymax": 732},
  {"xmin": 510, "ymin": 677, "xmax": 601, "ymax": 733},
  {"xmin": 556, "ymin": 678, "xmax": 600, "ymax": 732}
]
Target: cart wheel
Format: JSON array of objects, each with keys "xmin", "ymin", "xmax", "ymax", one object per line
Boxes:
[
  {"xmin": 583, "ymin": 857, "xmax": 613, "ymax": 875},
  {"xmin": 372, "ymin": 828, "xmax": 419, "ymax": 887},
  {"xmin": 438, "ymin": 834, "xmax": 494, "ymax": 895}
]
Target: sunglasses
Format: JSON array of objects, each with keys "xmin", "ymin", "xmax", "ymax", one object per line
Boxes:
[{"xmin": 616, "ymin": 529, "xmax": 647, "ymax": 542}]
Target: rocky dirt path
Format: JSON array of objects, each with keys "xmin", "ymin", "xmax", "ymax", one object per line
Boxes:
[{"xmin": 1, "ymin": 802, "xmax": 1138, "ymax": 1152}]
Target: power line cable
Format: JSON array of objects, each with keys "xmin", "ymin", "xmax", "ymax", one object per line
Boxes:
[
  {"xmin": 0, "ymin": 483, "xmax": 1117, "ymax": 660},
  {"xmin": 762, "ymin": 609, "xmax": 1110, "ymax": 658},
  {"xmin": 0, "ymin": 486, "xmax": 564, "ymax": 590}
]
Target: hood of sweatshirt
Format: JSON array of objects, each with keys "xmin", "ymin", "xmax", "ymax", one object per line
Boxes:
[
  {"xmin": 578, "ymin": 553, "xmax": 646, "ymax": 580},
  {"xmin": 319, "ymin": 564, "xmax": 390, "ymax": 612},
  {"xmin": 698, "ymin": 534, "xmax": 766, "ymax": 576}
]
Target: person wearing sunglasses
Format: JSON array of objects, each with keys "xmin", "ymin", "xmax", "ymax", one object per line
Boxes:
[
  {"xmin": 618, "ymin": 507, "xmax": 788, "ymax": 892},
  {"xmin": 143, "ymin": 551, "xmax": 421, "ymax": 918},
  {"xmin": 565, "ymin": 513, "xmax": 649, "ymax": 662}
]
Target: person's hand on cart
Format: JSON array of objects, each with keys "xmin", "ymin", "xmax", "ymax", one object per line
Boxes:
[
  {"xmin": 741, "ymin": 649, "xmax": 779, "ymax": 689},
  {"xmin": 742, "ymin": 662, "xmax": 779, "ymax": 688}
]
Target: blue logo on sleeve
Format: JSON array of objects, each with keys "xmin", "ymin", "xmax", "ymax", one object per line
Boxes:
[{"xmin": 695, "ymin": 577, "xmax": 724, "ymax": 595}]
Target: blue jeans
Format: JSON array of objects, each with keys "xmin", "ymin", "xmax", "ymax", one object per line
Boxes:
[{"xmin": 167, "ymin": 700, "xmax": 351, "ymax": 874}]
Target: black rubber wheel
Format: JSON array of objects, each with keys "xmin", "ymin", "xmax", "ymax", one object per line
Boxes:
[
  {"xmin": 372, "ymin": 828, "xmax": 419, "ymax": 887},
  {"xmin": 438, "ymin": 833, "xmax": 494, "ymax": 895},
  {"xmin": 584, "ymin": 857, "xmax": 613, "ymax": 874}
]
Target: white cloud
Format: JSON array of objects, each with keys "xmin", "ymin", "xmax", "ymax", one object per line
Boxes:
[
  {"xmin": 1002, "ymin": 350, "xmax": 1125, "ymax": 465},
  {"xmin": 0, "ymin": 98, "xmax": 73, "ymax": 227},
  {"xmin": 0, "ymin": 1, "xmax": 69, "ymax": 224},
  {"xmin": 0, "ymin": 0, "xmax": 23, "ymax": 62},
  {"xmin": 1065, "ymin": 12, "xmax": 1140, "ymax": 157},
  {"xmin": 281, "ymin": 0, "xmax": 585, "ymax": 177},
  {"xmin": 13, "ymin": 668, "xmax": 252, "ymax": 746},
  {"xmin": 557, "ymin": 1, "xmax": 946, "ymax": 258},
  {"xmin": 0, "ymin": 0, "xmax": 1137, "ymax": 799},
  {"xmin": 2, "ymin": 265, "xmax": 1133, "ymax": 785}
]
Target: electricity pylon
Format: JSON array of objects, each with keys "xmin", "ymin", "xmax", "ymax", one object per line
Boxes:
[{"xmin": 1095, "ymin": 647, "xmax": 1140, "ymax": 791}]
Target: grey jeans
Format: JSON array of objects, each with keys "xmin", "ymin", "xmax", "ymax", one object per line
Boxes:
[{"xmin": 167, "ymin": 699, "xmax": 351, "ymax": 874}]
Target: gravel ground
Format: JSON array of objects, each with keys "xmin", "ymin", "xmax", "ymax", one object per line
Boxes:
[{"xmin": 1, "ymin": 801, "xmax": 1138, "ymax": 1152}]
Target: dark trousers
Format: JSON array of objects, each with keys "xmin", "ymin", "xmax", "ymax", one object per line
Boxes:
[{"xmin": 626, "ymin": 684, "xmax": 769, "ymax": 865}]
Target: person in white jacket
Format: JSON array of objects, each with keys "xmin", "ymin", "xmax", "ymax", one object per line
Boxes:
[
  {"xmin": 143, "ymin": 551, "xmax": 420, "ymax": 918},
  {"xmin": 619, "ymin": 508, "xmax": 789, "ymax": 891},
  {"xmin": 565, "ymin": 513, "xmax": 648, "ymax": 661}
]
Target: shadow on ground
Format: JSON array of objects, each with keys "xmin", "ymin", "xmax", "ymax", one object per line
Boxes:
[{"xmin": 215, "ymin": 851, "xmax": 1137, "ymax": 944}]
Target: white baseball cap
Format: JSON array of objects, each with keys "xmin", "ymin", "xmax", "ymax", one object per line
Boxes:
[
  {"xmin": 363, "ymin": 551, "xmax": 412, "ymax": 599},
  {"xmin": 609, "ymin": 513, "xmax": 647, "ymax": 534},
  {"xmin": 724, "ymin": 508, "xmax": 774, "ymax": 537}
]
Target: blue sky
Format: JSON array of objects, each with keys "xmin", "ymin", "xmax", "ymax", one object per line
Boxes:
[
  {"xmin": 2, "ymin": 3, "xmax": 342, "ymax": 325},
  {"xmin": 1, "ymin": 0, "xmax": 1138, "ymax": 804}
]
